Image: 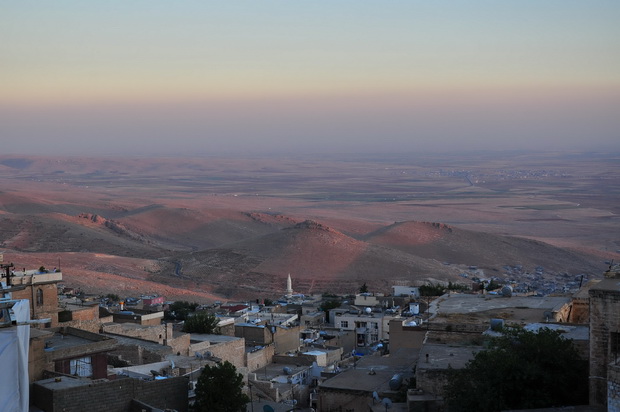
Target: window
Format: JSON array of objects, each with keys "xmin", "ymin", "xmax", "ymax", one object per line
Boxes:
[
  {"xmin": 371, "ymin": 322, "xmax": 378, "ymax": 330},
  {"xmin": 70, "ymin": 356, "xmax": 92, "ymax": 377},
  {"xmin": 36, "ymin": 288, "xmax": 43, "ymax": 306},
  {"xmin": 340, "ymin": 320, "xmax": 349, "ymax": 328}
]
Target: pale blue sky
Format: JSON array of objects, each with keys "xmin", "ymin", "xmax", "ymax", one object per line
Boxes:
[{"xmin": 1, "ymin": 1, "xmax": 619, "ymax": 155}]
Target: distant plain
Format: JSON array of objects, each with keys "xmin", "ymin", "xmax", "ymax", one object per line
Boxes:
[{"xmin": 0, "ymin": 151, "xmax": 617, "ymax": 301}]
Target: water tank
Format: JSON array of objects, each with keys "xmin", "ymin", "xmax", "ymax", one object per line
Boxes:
[
  {"xmin": 389, "ymin": 374, "xmax": 402, "ymax": 391},
  {"xmin": 490, "ymin": 318, "xmax": 504, "ymax": 331},
  {"xmin": 409, "ymin": 302, "xmax": 420, "ymax": 315},
  {"xmin": 501, "ymin": 285, "xmax": 513, "ymax": 297}
]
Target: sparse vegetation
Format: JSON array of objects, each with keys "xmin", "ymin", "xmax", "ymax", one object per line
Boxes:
[
  {"xmin": 420, "ymin": 282, "xmax": 468, "ymax": 296},
  {"xmin": 104, "ymin": 293, "xmax": 120, "ymax": 302},
  {"xmin": 419, "ymin": 283, "xmax": 446, "ymax": 296}
]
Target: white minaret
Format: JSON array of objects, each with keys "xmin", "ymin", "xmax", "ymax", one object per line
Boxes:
[{"xmin": 286, "ymin": 273, "xmax": 293, "ymax": 299}]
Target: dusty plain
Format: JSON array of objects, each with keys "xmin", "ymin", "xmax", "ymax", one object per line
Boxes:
[{"xmin": 0, "ymin": 151, "xmax": 618, "ymax": 301}]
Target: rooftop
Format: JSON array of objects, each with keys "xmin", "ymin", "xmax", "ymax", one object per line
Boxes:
[
  {"xmin": 590, "ymin": 277, "xmax": 620, "ymax": 292},
  {"xmin": 319, "ymin": 348, "xmax": 417, "ymax": 392},
  {"xmin": 417, "ymin": 344, "xmax": 481, "ymax": 371},
  {"xmin": 189, "ymin": 333, "xmax": 242, "ymax": 344}
]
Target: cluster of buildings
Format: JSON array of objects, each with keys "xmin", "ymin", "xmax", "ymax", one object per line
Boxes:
[{"xmin": 1, "ymin": 259, "xmax": 620, "ymax": 411}]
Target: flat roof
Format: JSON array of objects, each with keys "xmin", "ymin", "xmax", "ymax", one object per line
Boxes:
[
  {"xmin": 435, "ymin": 294, "xmax": 570, "ymax": 314},
  {"xmin": 45, "ymin": 332, "xmax": 100, "ymax": 352},
  {"xmin": 417, "ymin": 344, "xmax": 481, "ymax": 371},
  {"xmin": 319, "ymin": 348, "xmax": 418, "ymax": 392},
  {"xmin": 189, "ymin": 334, "xmax": 242, "ymax": 343},
  {"xmin": 590, "ymin": 278, "xmax": 620, "ymax": 292},
  {"xmin": 34, "ymin": 376, "xmax": 99, "ymax": 391},
  {"xmin": 524, "ymin": 323, "xmax": 589, "ymax": 341}
]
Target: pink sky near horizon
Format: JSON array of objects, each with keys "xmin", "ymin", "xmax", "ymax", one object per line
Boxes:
[{"xmin": 1, "ymin": 1, "xmax": 619, "ymax": 155}]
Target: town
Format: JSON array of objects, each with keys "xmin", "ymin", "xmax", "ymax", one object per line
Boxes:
[{"xmin": 1, "ymin": 255, "xmax": 618, "ymax": 412}]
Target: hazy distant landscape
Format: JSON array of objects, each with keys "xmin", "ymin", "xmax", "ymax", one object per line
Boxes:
[{"xmin": 0, "ymin": 151, "xmax": 618, "ymax": 301}]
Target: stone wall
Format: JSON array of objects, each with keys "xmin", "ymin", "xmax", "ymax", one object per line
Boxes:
[
  {"xmin": 247, "ymin": 344, "xmax": 274, "ymax": 372},
  {"xmin": 236, "ymin": 325, "xmax": 271, "ymax": 345},
  {"xmin": 569, "ymin": 297, "xmax": 589, "ymax": 324},
  {"xmin": 109, "ymin": 343, "xmax": 171, "ymax": 366},
  {"xmin": 317, "ymin": 388, "xmax": 372, "ymax": 412},
  {"xmin": 102, "ymin": 323, "xmax": 166, "ymax": 344},
  {"xmin": 58, "ymin": 319, "xmax": 101, "ymax": 333},
  {"xmin": 68, "ymin": 304, "xmax": 99, "ymax": 321},
  {"xmin": 167, "ymin": 333, "xmax": 190, "ymax": 356},
  {"xmin": 208, "ymin": 338, "xmax": 246, "ymax": 369},
  {"xmin": 608, "ymin": 362, "xmax": 620, "ymax": 411},
  {"xmin": 32, "ymin": 375, "xmax": 188, "ymax": 412},
  {"xmin": 29, "ymin": 333, "xmax": 47, "ymax": 382},
  {"xmin": 274, "ymin": 325, "xmax": 301, "ymax": 354}
]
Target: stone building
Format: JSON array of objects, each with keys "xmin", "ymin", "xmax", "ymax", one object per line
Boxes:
[
  {"xmin": 31, "ymin": 374, "xmax": 188, "ymax": 412},
  {"xmin": 6, "ymin": 268, "xmax": 62, "ymax": 327},
  {"xmin": 589, "ymin": 269, "xmax": 620, "ymax": 407}
]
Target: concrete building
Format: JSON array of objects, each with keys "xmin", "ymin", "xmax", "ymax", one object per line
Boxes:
[
  {"xmin": 235, "ymin": 323, "xmax": 301, "ymax": 355},
  {"xmin": 388, "ymin": 318, "xmax": 427, "ymax": 351},
  {"xmin": 416, "ymin": 343, "xmax": 481, "ymax": 398},
  {"xmin": 332, "ymin": 306, "xmax": 398, "ymax": 347}
]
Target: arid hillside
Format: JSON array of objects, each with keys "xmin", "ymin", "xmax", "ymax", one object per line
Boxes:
[
  {"xmin": 0, "ymin": 153, "xmax": 617, "ymax": 301},
  {"xmin": 362, "ymin": 221, "xmax": 600, "ymax": 275}
]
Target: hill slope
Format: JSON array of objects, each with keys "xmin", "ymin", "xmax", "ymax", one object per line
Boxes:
[{"xmin": 362, "ymin": 221, "xmax": 601, "ymax": 275}]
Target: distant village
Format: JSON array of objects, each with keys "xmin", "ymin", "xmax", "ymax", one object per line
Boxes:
[{"xmin": 1, "ymin": 254, "xmax": 619, "ymax": 411}]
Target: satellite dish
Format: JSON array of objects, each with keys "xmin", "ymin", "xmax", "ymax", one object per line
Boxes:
[
  {"xmin": 365, "ymin": 307, "xmax": 372, "ymax": 314},
  {"xmin": 372, "ymin": 391, "xmax": 380, "ymax": 401},
  {"xmin": 382, "ymin": 398, "xmax": 393, "ymax": 409},
  {"xmin": 263, "ymin": 406, "xmax": 275, "ymax": 412}
]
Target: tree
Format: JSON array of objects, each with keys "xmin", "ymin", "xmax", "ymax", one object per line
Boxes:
[
  {"xmin": 359, "ymin": 282, "xmax": 369, "ymax": 293},
  {"xmin": 320, "ymin": 299, "xmax": 341, "ymax": 314},
  {"xmin": 444, "ymin": 327, "xmax": 588, "ymax": 412},
  {"xmin": 183, "ymin": 311, "xmax": 221, "ymax": 334},
  {"xmin": 193, "ymin": 361, "xmax": 250, "ymax": 412},
  {"xmin": 419, "ymin": 283, "xmax": 446, "ymax": 296},
  {"xmin": 164, "ymin": 300, "xmax": 199, "ymax": 320}
]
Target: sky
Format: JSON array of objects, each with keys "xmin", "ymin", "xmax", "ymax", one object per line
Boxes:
[{"xmin": 1, "ymin": 1, "xmax": 619, "ymax": 156}]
